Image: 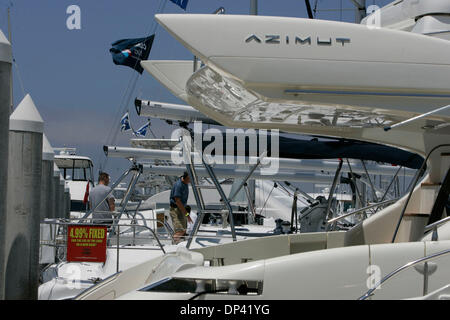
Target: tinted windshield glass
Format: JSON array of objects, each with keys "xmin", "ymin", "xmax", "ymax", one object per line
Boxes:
[
  {"xmin": 73, "ymin": 167, "xmax": 87, "ymax": 181},
  {"xmin": 141, "ymin": 278, "xmax": 213, "ymax": 293},
  {"xmin": 56, "ymin": 159, "xmax": 93, "ymax": 181}
]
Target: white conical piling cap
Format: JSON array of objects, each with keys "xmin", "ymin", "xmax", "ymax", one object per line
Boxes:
[
  {"xmin": 0, "ymin": 29, "xmax": 12, "ymax": 64},
  {"xmin": 53, "ymin": 163, "xmax": 61, "ymax": 177},
  {"xmin": 42, "ymin": 134, "xmax": 55, "ymax": 161},
  {"xmin": 10, "ymin": 94, "xmax": 44, "ymax": 133}
]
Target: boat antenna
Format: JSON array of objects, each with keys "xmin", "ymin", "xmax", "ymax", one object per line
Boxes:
[
  {"xmin": 313, "ymin": 0, "xmax": 319, "ymax": 17},
  {"xmin": 305, "ymin": 0, "xmax": 314, "ymax": 19},
  {"xmin": 384, "ymin": 105, "xmax": 450, "ymax": 132}
]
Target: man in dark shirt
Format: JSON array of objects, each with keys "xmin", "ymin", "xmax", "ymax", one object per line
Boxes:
[{"xmin": 169, "ymin": 172, "xmax": 193, "ymax": 243}]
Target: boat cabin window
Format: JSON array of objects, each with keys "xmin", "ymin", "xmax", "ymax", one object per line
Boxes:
[
  {"xmin": 72, "ymin": 167, "xmax": 89, "ymax": 181},
  {"xmin": 54, "ymin": 158, "xmax": 93, "ymax": 182},
  {"xmin": 140, "ymin": 277, "xmax": 263, "ymax": 296}
]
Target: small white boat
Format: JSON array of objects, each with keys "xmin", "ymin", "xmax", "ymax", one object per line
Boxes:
[{"xmin": 53, "ymin": 148, "xmax": 95, "ymax": 217}]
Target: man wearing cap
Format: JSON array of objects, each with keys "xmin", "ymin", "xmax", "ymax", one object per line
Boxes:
[{"xmin": 169, "ymin": 172, "xmax": 193, "ymax": 243}]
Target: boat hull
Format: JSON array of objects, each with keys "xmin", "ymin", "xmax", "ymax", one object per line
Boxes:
[{"xmin": 155, "ymin": 14, "xmax": 450, "ymax": 123}]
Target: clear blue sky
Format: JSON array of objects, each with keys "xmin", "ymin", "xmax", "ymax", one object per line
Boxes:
[{"xmin": 0, "ymin": 0, "xmax": 393, "ymax": 180}]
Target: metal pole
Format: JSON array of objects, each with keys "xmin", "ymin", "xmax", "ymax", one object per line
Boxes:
[
  {"xmin": 282, "ymin": 181, "xmax": 315, "ymax": 204},
  {"xmin": 305, "ymin": 0, "xmax": 314, "ymax": 19},
  {"xmin": 291, "ymin": 189, "xmax": 299, "ymax": 233},
  {"xmin": 132, "ymin": 200, "xmax": 142, "ymax": 246},
  {"xmin": 228, "ymin": 151, "xmax": 266, "ymax": 202},
  {"xmin": 346, "ymin": 159, "xmax": 365, "ymax": 209},
  {"xmin": 119, "ymin": 167, "xmax": 139, "ymax": 208},
  {"xmin": 244, "ymin": 183, "xmax": 256, "ymax": 224},
  {"xmin": 361, "ymin": 160, "xmax": 379, "ymax": 202},
  {"xmin": 325, "ymin": 159, "xmax": 343, "ymax": 230},
  {"xmin": 380, "ymin": 166, "xmax": 403, "ymax": 202},
  {"xmin": 106, "ymin": 146, "xmax": 416, "ymax": 177},
  {"xmin": 326, "ymin": 198, "xmax": 398, "ymax": 225},
  {"xmin": 116, "ymin": 225, "xmax": 120, "ymax": 273},
  {"xmin": 384, "ymin": 105, "xmax": 450, "ymax": 132},
  {"xmin": 203, "ymin": 161, "xmax": 237, "ymax": 242},
  {"xmin": 185, "ymin": 165, "xmax": 205, "ymax": 249},
  {"xmin": 52, "ymin": 164, "xmax": 60, "ymax": 219},
  {"xmin": 182, "ymin": 136, "xmax": 206, "ymax": 209},
  {"xmin": 58, "ymin": 174, "xmax": 66, "ymax": 218},
  {"xmin": 109, "ymin": 168, "xmax": 142, "ymax": 238},
  {"xmin": 193, "ymin": 55, "xmax": 198, "ymax": 73},
  {"xmin": 183, "ymin": 136, "xmax": 208, "ymax": 249}
]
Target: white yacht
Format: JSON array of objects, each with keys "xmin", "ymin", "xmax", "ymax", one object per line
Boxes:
[
  {"xmin": 40, "ymin": 126, "xmax": 406, "ymax": 300},
  {"xmin": 53, "ymin": 148, "xmax": 95, "ymax": 217},
  {"xmin": 74, "ymin": 0, "xmax": 450, "ymax": 300},
  {"xmin": 39, "ymin": 148, "xmax": 313, "ymax": 299}
]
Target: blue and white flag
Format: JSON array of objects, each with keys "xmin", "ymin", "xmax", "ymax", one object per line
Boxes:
[
  {"xmin": 134, "ymin": 122, "xmax": 150, "ymax": 137},
  {"xmin": 169, "ymin": 0, "xmax": 189, "ymax": 10},
  {"xmin": 120, "ymin": 112, "xmax": 132, "ymax": 132}
]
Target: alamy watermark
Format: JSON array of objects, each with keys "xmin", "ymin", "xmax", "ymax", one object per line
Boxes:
[
  {"xmin": 366, "ymin": 265, "xmax": 382, "ymax": 290},
  {"xmin": 365, "ymin": 5, "xmax": 381, "ymax": 30},
  {"xmin": 170, "ymin": 122, "xmax": 280, "ymax": 175},
  {"xmin": 66, "ymin": 5, "xmax": 81, "ymax": 30}
]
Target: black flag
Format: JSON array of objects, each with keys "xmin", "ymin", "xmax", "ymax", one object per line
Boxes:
[
  {"xmin": 170, "ymin": 0, "xmax": 189, "ymax": 10},
  {"xmin": 110, "ymin": 35, "xmax": 155, "ymax": 74}
]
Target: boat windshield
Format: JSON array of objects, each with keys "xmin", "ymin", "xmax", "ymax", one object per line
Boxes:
[
  {"xmin": 55, "ymin": 158, "xmax": 93, "ymax": 182},
  {"xmin": 139, "ymin": 277, "xmax": 263, "ymax": 296}
]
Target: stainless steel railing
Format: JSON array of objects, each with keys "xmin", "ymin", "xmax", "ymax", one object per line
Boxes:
[
  {"xmin": 40, "ymin": 216, "xmax": 264, "ymax": 273},
  {"xmin": 326, "ymin": 198, "xmax": 399, "ymax": 227},
  {"xmin": 424, "ymin": 215, "xmax": 450, "ymax": 241},
  {"xmin": 41, "ymin": 217, "xmax": 174, "ymax": 272},
  {"xmin": 359, "ymin": 248, "xmax": 450, "ymax": 300}
]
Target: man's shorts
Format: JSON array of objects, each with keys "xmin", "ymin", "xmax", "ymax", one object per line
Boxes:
[{"xmin": 169, "ymin": 207, "xmax": 187, "ymax": 233}]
